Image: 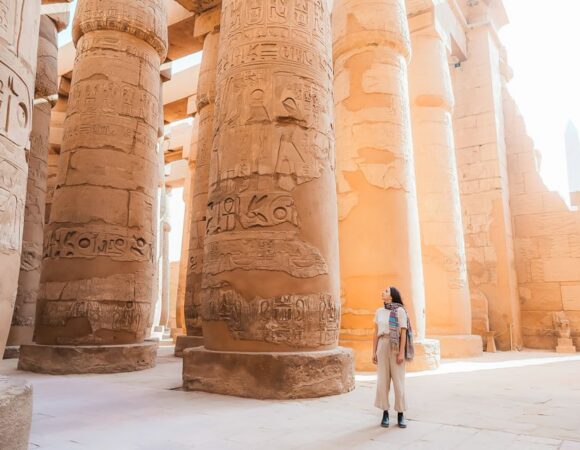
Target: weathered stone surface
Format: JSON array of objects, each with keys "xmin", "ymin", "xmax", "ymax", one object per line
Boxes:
[
  {"xmin": 333, "ymin": 0, "xmax": 435, "ymax": 370},
  {"xmin": 174, "ymin": 335, "xmax": 203, "ymax": 357},
  {"xmin": 18, "ymin": 342, "xmax": 158, "ymax": 374},
  {"xmin": 0, "ymin": 0, "xmax": 41, "ymax": 358},
  {"xmin": 183, "ymin": 30, "xmax": 219, "ymax": 345},
  {"xmin": 409, "ymin": 21, "xmax": 477, "ymax": 357},
  {"xmin": 32, "ymin": 0, "xmax": 168, "ymax": 353},
  {"xmin": 180, "ymin": 0, "xmax": 353, "ymax": 397},
  {"xmin": 0, "ymin": 376, "xmax": 32, "ymax": 450},
  {"xmin": 183, "ymin": 347, "xmax": 355, "ymax": 399},
  {"xmin": 8, "ymin": 15, "xmax": 58, "ymax": 349},
  {"xmin": 453, "ymin": 18, "xmax": 521, "ymax": 351}
]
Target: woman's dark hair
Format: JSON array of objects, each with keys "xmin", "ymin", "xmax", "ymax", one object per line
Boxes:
[{"xmin": 389, "ymin": 286, "xmax": 404, "ymax": 305}]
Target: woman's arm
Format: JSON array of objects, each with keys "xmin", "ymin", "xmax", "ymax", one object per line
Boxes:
[
  {"xmin": 397, "ymin": 327, "xmax": 407, "ymax": 365},
  {"xmin": 372, "ymin": 323, "xmax": 378, "ymax": 364}
]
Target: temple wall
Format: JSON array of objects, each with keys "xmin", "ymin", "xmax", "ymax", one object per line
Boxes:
[
  {"xmin": 504, "ymin": 89, "xmax": 580, "ymax": 351},
  {"xmin": 451, "ymin": 25, "xmax": 522, "ymax": 350}
]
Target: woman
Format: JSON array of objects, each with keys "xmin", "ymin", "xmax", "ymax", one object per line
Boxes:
[{"xmin": 372, "ymin": 286, "xmax": 414, "ymax": 428}]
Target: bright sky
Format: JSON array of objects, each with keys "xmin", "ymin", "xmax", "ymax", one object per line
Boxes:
[{"xmin": 500, "ymin": 0, "xmax": 580, "ymax": 194}]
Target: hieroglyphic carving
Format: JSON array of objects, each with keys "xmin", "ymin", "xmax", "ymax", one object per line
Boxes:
[
  {"xmin": 0, "ymin": 158, "xmax": 25, "ymax": 252},
  {"xmin": 44, "ymin": 227, "xmax": 153, "ymax": 262},
  {"xmin": 0, "ymin": 62, "xmax": 32, "ymax": 147},
  {"xmin": 38, "ymin": 300, "xmax": 150, "ymax": 343},
  {"xmin": 206, "ymin": 191, "xmax": 299, "ymax": 234},
  {"xmin": 200, "ymin": 0, "xmax": 339, "ymax": 351},
  {"xmin": 33, "ymin": 0, "xmax": 167, "ymax": 347},
  {"xmin": 202, "ymin": 283, "xmax": 339, "ymax": 347},
  {"xmin": 204, "ymin": 231, "xmax": 328, "ymax": 277},
  {"xmin": 0, "ymin": 0, "xmax": 41, "ymax": 357}
]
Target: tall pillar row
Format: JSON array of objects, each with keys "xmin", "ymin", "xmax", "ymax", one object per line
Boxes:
[
  {"xmin": 183, "ymin": 0, "xmax": 355, "ymax": 399},
  {"xmin": 408, "ymin": 23, "xmax": 483, "ymax": 357},
  {"xmin": 6, "ymin": 15, "xmax": 59, "ymax": 356},
  {"xmin": 175, "ymin": 28, "xmax": 220, "ymax": 356},
  {"xmin": 333, "ymin": 0, "xmax": 440, "ymax": 371},
  {"xmin": 18, "ymin": 0, "xmax": 169, "ymax": 375}
]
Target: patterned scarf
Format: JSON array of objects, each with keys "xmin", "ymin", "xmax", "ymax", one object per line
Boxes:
[{"xmin": 384, "ymin": 302, "xmax": 415, "ymax": 361}]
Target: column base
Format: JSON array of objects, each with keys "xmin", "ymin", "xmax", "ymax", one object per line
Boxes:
[
  {"xmin": 428, "ymin": 334, "xmax": 483, "ymax": 358},
  {"xmin": 0, "ymin": 377, "xmax": 32, "ymax": 450},
  {"xmin": 18, "ymin": 342, "xmax": 158, "ymax": 375},
  {"xmin": 339, "ymin": 339, "xmax": 375, "ymax": 372},
  {"xmin": 183, "ymin": 347, "xmax": 355, "ymax": 399},
  {"xmin": 3, "ymin": 346, "xmax": 19, "ymax": 359},
  {"xmin": 406, "ymin": 339, "xmax": 441, "ymax": 372},
  {"xmin": 174, "ymin": 335, "xmax": 204, "ymax": 357}
]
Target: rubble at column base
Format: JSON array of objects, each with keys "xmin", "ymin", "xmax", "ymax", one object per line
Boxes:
[
  {"xmin": 18, "ymin": 342, "xmax": 158, "ymax": 375},
  {"xmin": 183, "ymin": 347, "xmax": 355, "ymax": 399}
]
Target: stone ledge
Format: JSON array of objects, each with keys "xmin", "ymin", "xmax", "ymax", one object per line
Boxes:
[
  {"xmin": 174, "ymin": 335, "xmax": 204, "ymax": 357},
  {"xmin": 407, "ymin": 339, "xmax": 441, "ymax": 372},
  {"xmin": 0, "ymin": 377, "xmax": 32, "ymax": 450},
  {"xmin": 429, "ymin": 334, "xmax": 484, "ymax": 359},
  {"xmin": 183, "ymin": 347, "xmax": 355, "ymax": 399},
  {"xmin": 18, "ymin": 342, "xmax": 158, "ymax": 375}
]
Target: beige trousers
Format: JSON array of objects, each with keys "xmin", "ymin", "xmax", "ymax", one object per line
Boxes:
[{"xmin": 374, "ymin": 336, "xmax": 407, "ymax": 412}]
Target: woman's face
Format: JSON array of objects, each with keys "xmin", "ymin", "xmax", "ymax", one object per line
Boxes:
[{"xmin": 382, "ymin": 287, "xmax": 392, "ymax": 303}]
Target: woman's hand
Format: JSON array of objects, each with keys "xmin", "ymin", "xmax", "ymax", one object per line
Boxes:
[
  {"xmin": 397, "ymin": 353, "xmax": 404, "ymax": 365},
  {"xmin": 372, "ymin": 354, "xmax": 378, "ymax": 365}
]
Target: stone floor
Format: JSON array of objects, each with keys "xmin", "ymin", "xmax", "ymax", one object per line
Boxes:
[{"xmin": 1, "ymin": 348, "xmax": 580, "ymax": 450}]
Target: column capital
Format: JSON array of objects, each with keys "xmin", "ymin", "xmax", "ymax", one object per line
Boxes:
[{"xmin": 72, "ymin": 0, "xmax": 169, "ymax": 60}]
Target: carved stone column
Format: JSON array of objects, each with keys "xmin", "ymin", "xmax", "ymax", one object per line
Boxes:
[
  {"xmin": 409, "ymin": 25, "xmax": 482, "ymax": 358},
  {"xmin": 0, "ymin": 0, "xmax": 41, "ymax": 359},
  {"xmin": 333, "ymin": 0, "xmax": 439, "ymax": 371},
  {"xmin": 18, "ymin": 0, "xmax": 168, "ymax": 374},
  {"xmin": 175, "ymin": 29, "xmax": 220, "ymax": 356},
  {"xmin": 6, "ymin": 15, "xmax": 58, "ymax": 356},
  {"xmin": 182, "ymin": 0, "xmax": 354, "ymax": 399}
]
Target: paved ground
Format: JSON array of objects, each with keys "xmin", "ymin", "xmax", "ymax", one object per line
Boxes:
[{"xmin": 1, "ymin": 349, "xmax": 580, "ymax": 450}]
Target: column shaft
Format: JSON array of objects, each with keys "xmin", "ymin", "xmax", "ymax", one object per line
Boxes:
[
  {"xmin": 184, "ymin": 30, "xmax": 219, "ymax": 338},
  {"xmin": 8, "ymin": 16, "xmax": 58, "ymax": 349},
  {"xmin": 333, "ymin": 0, "xmax": 438, "ymax": 371},
  {"xmin": 0, "ymin": 0, "xmax": 41, "ymax": 358},
  {"xmin": 19, "ymin": 0, "xmax": 168, "ymax": 374},
  {"xmin": 409, "ymin": 30, "xmax": 482, "ymax": 357},
  {"xmin": 183, "ymin": 0, "xmax": 354, "ymax": 399}
]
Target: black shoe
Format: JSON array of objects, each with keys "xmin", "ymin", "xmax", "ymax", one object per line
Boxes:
[
  {"xmin": 397, "ymin": 412, "xmax": 407, "ymax": 428},
  {"xmin": 380, "ymin": 411, "xmax": 389, "ymax": 428}
]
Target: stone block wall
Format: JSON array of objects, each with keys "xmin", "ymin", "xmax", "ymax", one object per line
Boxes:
[
  {"xmin": 451, "ymin": 26, "xmax": 521, "ymax": 350},
  {"xmin": 504, "ymin": 89, "xmax": 580, "ymax": 351}
]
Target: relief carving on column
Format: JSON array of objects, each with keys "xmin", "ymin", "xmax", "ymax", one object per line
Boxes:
[{"xmin": 201, "ymin": 0, "xmax": 339, "ymax": 350}]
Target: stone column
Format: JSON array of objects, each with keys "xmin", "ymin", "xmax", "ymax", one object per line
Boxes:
[
  {"xmin": 0, "ymin": 0, "xmax": 40, "ymax": 359},
  {"xmin": 409, "ymin": 25, "xmax": 482, "ymax": 357},
  {"xmin": 6, "ymin": 15, "xmax": 59, "ymax": 357},
  {"xmin": 333, "ymin": 0, "xmax": 439, "ymax": 371},
  {"xmin": 0, "ymin": 377, "xmax": 32, "ymax": 450},
  {"xmin": 183, "ymin": 0, "xmax": 354, "ymax": 399},
  {"xmin": 159, "ymin": 191, "xmax": 171, "ymax": 329},
  {"xmin": 175, "ymin": 29, "xmax": 220, "ymax": 356},
  {"xmin": 18, "ymin": 0, "xmax": 168, "ymax": 375}
]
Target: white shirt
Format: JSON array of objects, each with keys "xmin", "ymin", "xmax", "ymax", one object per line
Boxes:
[{"xmin": 374, "ymin": 306, "xmax": 408, "ymax": 337}]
